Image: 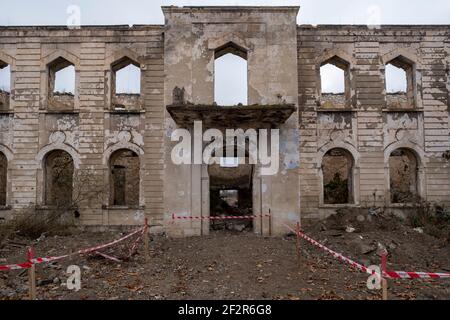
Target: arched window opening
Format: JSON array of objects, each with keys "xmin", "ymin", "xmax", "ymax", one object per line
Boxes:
[
  {"xmin": 48, "ymin": 57, "xmax": 75, "ymax": 111},
  {"xmin": 116, "ymin": 64, "xmax": 141, "ymax": 94},
  {"xmin": 319, "ymin": 56, "xmax": 351, "ymax": 109},
  {"xmin": 44, "ymin": 150, "xmax": 74, "ymax": 206},
  {"xmin": 320, "ymin": 64, "xmax": 345, "ymax": 93},
  {"xmin": 214, "ymin": 43, "xmax": 248, "ymax": 106},
  {"xmin": 385, "ymin": 56, "xmax": 415, "ymax": 109},
  {"xmin": 389, "ymin": 148, "xmax": 419, "ymax": 203},
  {"xmin": 322, "ymin": 148, "xmax": 354, "ymax": 204},
  {"xmin": 54, "ymin": 65, "xmax": 75, "ymax": 94},
  {"xmin": 0, "ymin": 62, "xmax": 11, "ymax": 111},
  {"xmin": 0, "ymin": 152, "xmax": 7, "ymax": 206},
  {"xmin": 111, "ymin": 57, "xmax": 141, "ymax": 111},
  {"xmin": 110, "ymin": 149, "xmax": 140, "ymax": 206}
]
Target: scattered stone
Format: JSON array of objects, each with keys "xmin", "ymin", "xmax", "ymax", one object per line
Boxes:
[
  {"xmin": 360, "ymin": 244, "xmax": 376, "ymax": 255},
  {"xmin": 413, "ymin": 227, "xmax": 424, "ymax": 234},
  {"xmin": 0, "ymin": 288, "xmax": 15, "ymax": 298},
  {"xmin": 282, "ymin": 232, "xmax": 296, "ymax": 240},
  {"xmin": 16, "ymin": 285, "xmax": 28, "ymax": 294},
  {"xmin": 349, "ymin": 238, "xmax": 376, "ymax": 255},
  {"xmin": 233, "ymin": 224, "xmax": 246, "ymax": 232},
  {"xmin": 388, "ymin": 241, "xmax": 398, "ymax": 250},
  {"xmin": 345, "ymin": 226, "xmax": 355, "ymax": 233},
  {"xmin": 376, "ymin": 243, "xmax": 388, "ymax": 256},
  {"xmin": 37, "ymin": 279, "xmax": 54, "ymax": 287},
  {"xmin": 368, "ymin": 207, "xmax": 382, "ymax": 216},
  {"xmin": 49, "ymin": 262, "xmax": 62, "ymax": 270}
]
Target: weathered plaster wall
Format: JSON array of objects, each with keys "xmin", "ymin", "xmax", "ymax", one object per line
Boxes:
[
  {"xmin": 298, "ymin": 25, "xmax": 450, "ymax": 219},
  {"xmin": 0, "ymin": 7, "xmax": 449, "ymax": 236},
  {"xmin": 0, "ymin": 26, "xmax": 165, "ymax": 229},
  {"xmin": 163, "ymin": 7, "xmax": 300, "ymax": 236}
]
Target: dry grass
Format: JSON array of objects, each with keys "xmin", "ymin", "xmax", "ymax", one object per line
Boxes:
[
  {"xmin": 0, "ymin": 208, "xmax": 75, "ymax": 248},
  {"xmin": 408, "ymin": 202, "xmax": 450, "ymax": 243}
]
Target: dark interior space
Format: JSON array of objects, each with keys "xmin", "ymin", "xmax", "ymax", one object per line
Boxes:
[{"xmin": 209, "ymin": 161, "xmax": 253, "ymax": 232}]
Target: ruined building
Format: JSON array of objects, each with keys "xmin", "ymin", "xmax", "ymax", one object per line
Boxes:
[{"xmin": 0, "ymin": 6, "xmax": 449, "ymax": 236}]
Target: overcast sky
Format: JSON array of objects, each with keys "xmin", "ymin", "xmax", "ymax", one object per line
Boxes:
[
  {"xmin": 1, "ymin": 1, "xmax": 449, "ymax": 103},
  {"xmin": 1, "ymin": 0, "xmax": 450, "ymax": 25}
]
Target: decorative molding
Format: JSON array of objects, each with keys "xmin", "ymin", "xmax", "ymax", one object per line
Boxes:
[
  {"xmin": 40, "ymin": 49, "xmax": 80, "ymax": 70},
  {"xmin": 36, "ymin": 142, "xmax": 81, "ymax": 169},
  {"xmin": 102, "ymin": 141, "xmax": 144, "ymax": 165},
  {"xmin": 0, "ymin": 144, "xmax": 13, "ymax": 162}
]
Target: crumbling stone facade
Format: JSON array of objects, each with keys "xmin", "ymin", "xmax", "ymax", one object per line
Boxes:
[{"xmin": 0, "ymin": 6, "xmax": 449, "ymax": 236}]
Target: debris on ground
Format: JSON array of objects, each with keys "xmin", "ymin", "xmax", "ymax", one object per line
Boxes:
[{"xmin": 0, "ymin": 209, "xmax": 449, "ymax": 300}]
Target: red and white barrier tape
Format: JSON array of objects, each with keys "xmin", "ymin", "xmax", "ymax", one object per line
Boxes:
[
  {"xmin": 127, "ymin": 221, "xmax": 148, "ymax": 259},
  {"xmin": 283, "ymin": 222, "xmax": 450, "ymax": 280},
  {"xmin": 0, "ymin": 261, "xmax": 33, "ymax": 271},
  {"xmin": 283, "ymin": 222, "xmax": 370, "ymax": 274},
  {"xmin": 384, "ymin": 270, "xmax": 450, "ymax": 279},
  {"xmin": 172, "ymin": 213, "xmax": 271, "ymax": 220},
  {"xmin": 0, "ymin": 225, "xmax": 146, "ymax": 271}
]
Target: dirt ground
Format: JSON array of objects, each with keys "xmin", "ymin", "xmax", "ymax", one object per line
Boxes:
[{"xmin": 0, "ymin": 213, "xmax": 449, "ymax": 300}]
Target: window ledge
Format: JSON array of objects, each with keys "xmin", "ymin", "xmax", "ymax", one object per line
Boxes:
[
  {"xmin": 102, "ymin": 205, "xmax": 145, "ymax": 210},
  {"xmin": 0, "ymin": 110, "xmax": 13, "ymax": 115},
  {"xmin": 107, "ymin": 109, "xmax": 145, "ymax": 114},
  {"xmin": 316, "ymin": 108, "xmax": 355, "ymax": 113},
  {"xmin": 35, "ymin": 205, "xmax": 78, "ymax": 210},
  {"xmin": 382, "ymin": 108, "xmax": 423, "ymax": 113},
  {"xmin": 39, "ymin": 110, "xmax": 79, "ymax": 114},
  {"xmin": 0, "ymin": 205, "xmax": 12, "ymax": 211},
  {"xmin": 319, "ymin": 204, "xmax": 359, "ymax": 209},
  {"xmin": 388, "ymin": 203, "xmax": 419, "ymax": 208}
]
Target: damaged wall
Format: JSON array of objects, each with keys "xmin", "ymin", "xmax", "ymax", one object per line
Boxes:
[
  {"xmin": 163, "ymin": 6, "xmax": 300, "ymax": 236},
  {"xmin": 298, "ymin": 25, "xmax": 450, "ymax": 220},
  {"xmin": 0, "ymin": 25, "xmax": 165, "ymax": 229},
  {"xmin": 0, "ymin": 6, "xmax": 449, "ymax": 236}
]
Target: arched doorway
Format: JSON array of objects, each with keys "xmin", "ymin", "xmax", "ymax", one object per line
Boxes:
[
  {"xmin": 44, "ymin": 150, "xmax": 74, "ymax": 206},
  {"xmin": 389, "ymin": 148, "xmax": 419, "ymax": 203},
  {"xmin": 322, "ymin": 148, "xmax": 355, "ymax": 204},
  {"xmin": 109, "ymin": 149, "xmax": 140, "ymax": 206}
]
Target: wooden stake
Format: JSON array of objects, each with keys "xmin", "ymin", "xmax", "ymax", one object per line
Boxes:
[
  {"xmin": 382, "ymin": 279, "xmax": 388, "ymax": 300},
  {"xmin": 268, "ymin": 209, "xmax": 272, "ymax": 237},
  {"xmin": 296, "ymin": 222, "xmax": 301, "ymax": 262},
  {"xmin": 27, "ymin": 247, "xmax": 36, "ymax": 300},
  {"xmin": 260, "ymin": 209, "xmax": 263, "ymax": 236},
  {"xmin": 381, "ymin": 251, "xmax": 388, "ymax": 300},
  {"xmin": 144, "ymin": 218, "xmax": 149, "ymax": 263},
  {"xmin": 200, "ymin": 213, "xmax": 203, "ymax": 237}
]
